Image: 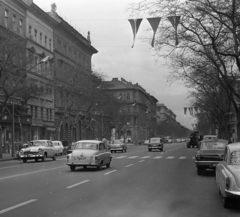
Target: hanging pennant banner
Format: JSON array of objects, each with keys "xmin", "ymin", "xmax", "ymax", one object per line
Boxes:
[
  {"xmin": 184, "ymin": 107, "xmax": 187, "ymax": 115},
  {"xmin": 128, "ymin": 19, "xmax": 143, "ymax": 48},
  {"xmin": 147, "ymin": 17, "xmax": 161, "ymax": 47},
  {"xmin": 194, "ymin": 107, "xmax": 198, "ymax": 113},
  {"xmin": 167, "ymin": 16, "xmax": 181, "ymax": 46}
]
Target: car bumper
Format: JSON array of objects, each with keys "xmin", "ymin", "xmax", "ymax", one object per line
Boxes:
[
  {"xmin": 195, "ymin": 160, "xmax": 220, "ymax": 167},
  {"xmin": 225, "ymin": 190, "xmax": 240, "ymax": 198},
  {"xmin": 20, "ymin": 154, "xmax": 44, "ymax": 159},
  {"xmin": 110, "ymin": 147, "xmax": 123, "ymax": 151},
  {"xmin": 149, "ymin": 146, "xmax": 163, "ymax": 149},
  {"xmin": 67, "ymin": 157, "xmax": 99, "ymax": 166}
]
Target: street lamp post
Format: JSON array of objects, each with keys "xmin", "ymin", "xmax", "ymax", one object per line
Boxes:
[{"xmin": 11, "ymin": 56, "xmax": 51, "ymax": 157}]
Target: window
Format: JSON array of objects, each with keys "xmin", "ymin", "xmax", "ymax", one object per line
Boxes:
[
  {"xmin": 49, "ymin": 39, "xmax": 52, "ymax": 50},
  {"xmin": 45, "ymin": 36, "xmax": 47, "ymax": 47},
  {"xmin": 50, "ymin": 109, "xmax": 52, "ymax": 121},
  {"xmin": 29, "ymin": 25, "xmax": 32, "ymax": 38},
  {"xmin": 46, "ymin": 108, "xmax": 49, "ymax": 120},
  {"xmin": 35, "ymin": 107, "xmax": 37, "ymax": 119},
  {"xmin": 34, "ymin": 29, "xmax": 38, "ymax": 41},
  {"xmin": 12, "ymin": 14, "xmax": 16, "ymax": 23},
  {"xmin": 4, "ymin": 10, "xmax": 8, "ymax": 28},
  {"xmin": 40, "ymin": 33, "xmax": 42, "ymax": 45},
  {"xmin": 19, "ymin": 19, "xmax": 22, "ymax": 35},
  {"xmin": 41, "ymin": 108, "xmax": 43, "ymax": 119},
  {"xmin": 127, "ymin": 93, "xmax": 130, "ymax": 100}
]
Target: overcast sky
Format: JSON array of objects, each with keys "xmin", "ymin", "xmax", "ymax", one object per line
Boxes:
[{"xmin": 33, "ymin": 0, "xmax": 196, "ymax": 129}]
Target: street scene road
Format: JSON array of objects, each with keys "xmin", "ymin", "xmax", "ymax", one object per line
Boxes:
[{"xmin": 1, "ymin": 143, "xmax": 239, "ymax": 217}]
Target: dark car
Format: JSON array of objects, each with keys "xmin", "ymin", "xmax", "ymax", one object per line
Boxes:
[
  {"xmin": 148, "ymin": 137, "xmax": 164, "ymax": 152},
  {"xmin": 195, "ymin": 139, "xmax": 228, "ymax": 175}
]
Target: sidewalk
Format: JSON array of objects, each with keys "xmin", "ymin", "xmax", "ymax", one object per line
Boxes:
[{"xmin": 0, "ymin": 153, "xmax": 17, "ymax": 161}]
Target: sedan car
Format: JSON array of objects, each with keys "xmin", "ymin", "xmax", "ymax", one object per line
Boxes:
[
  {"xmin": 215, "ymin": 143, "xmax": 240, "ymax": 208},
  {"xmin": 148, "ymin": 137, "xmax": 164, "ymax": 152},
  {"xmin": 195, "ymin": 139, "xmax": 228, "ymax": 175},
  {"xmin": 19, "ymin": 140, "xmax": 56, "ymax": 163},
  {"xmin": 109, "ymin": 139, "xmax": 127, "ymax": 153},
  {"xmin": 67, "ymin": 140, "xmax": 112, "ymax": 171},
  {"xmin": 52, "ymin": 140, "xmax": 64, "ymax": 155}
]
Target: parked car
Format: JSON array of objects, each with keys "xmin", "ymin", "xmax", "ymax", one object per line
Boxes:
[
  {"xmin": 148, "ymin": 137, "xmax": 164, "ymax": 152},
  {"xmin": 110, "ymin": 139, "xmax": 127, "ymax": 153},
  {"xmin": 19, "ymin": 140, "xmax": 56, "ymax": 163},
  {"xmin": 215, "ymin": 143, "xmax": 240, "ymax": 208},
  {"xmin": 67, "ymin": 140, "xmax": 112, "ymax": 171},
  {"xmin": 52, "ymin": 140, "xmax": 64, "ymax": 155},
  {"xmin": 195, "ymin": 139, "xmax": 228, "ymax": 175}
]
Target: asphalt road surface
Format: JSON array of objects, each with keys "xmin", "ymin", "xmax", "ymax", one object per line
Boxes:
[{"xmin": 0, "ymin": 142, "xmax": 239, "ymax": 217}]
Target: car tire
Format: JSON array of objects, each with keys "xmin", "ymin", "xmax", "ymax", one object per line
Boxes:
[
  {"xmin": 106, "ymin": 161, "xmax": 111, "ymax": 168},
  {"xmin": 35, "ymin": 158, "xmax": 38, "ymax": 162},
  {"xmin": 97, "ymin": 161, "xmax": 103, "ymax": 170},
  {"xmin": 148, "ymin": 149, "xmax": 151, "ymax": 152},
  {"xmin": 197, "ymin": 167, "xmax": 202, "ymax": 175},
  {"xmin": 42, "ymin": 153, "xmax": 46, "ymax": 162},
  {"xmin": 52, "ymin": 154, "xmax": 56, "ymax": 161},
  {"xmin": 83, "ymin": 166, "xmax": 87, "ymax": 170},
  {"xmin": 223, "ymin": 197, "xmax": 231, "ymax": 209},
  {"xmin": 23, "ymin": 159, "xmax": 27, "ymax": 163},
  {"xmin": 70, "ymin": 165, "xmax": 76, "ymax": 171}
]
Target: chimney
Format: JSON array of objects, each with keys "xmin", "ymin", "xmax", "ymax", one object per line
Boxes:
[
  {"xmin": 51, "ymin": 3, "xmax": 57, "ymax": 16},
  {"xmin": 112, "ymin": 78, "xmax": 118, "ymax": 81},
  {"xmin": 87, "ymin": 31, "xmax": 91, "ymax": 44}
]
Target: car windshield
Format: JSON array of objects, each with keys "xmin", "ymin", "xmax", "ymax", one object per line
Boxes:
[
  {"xmin": 114, "ymin": 140, "xmax": 122, "ymax": 144},
  {"xmin": 150, "ymin": 138, "xmax": 161, "ymax": 143},
  {"xmin": 74, "ymin": 142, "xmax": 98, "ymax": 150},
  {"xmin": 52, "ymin": 142, "xmax": 58, "ymax": 146},
  {"xmin": 29, "ymin": 141, "xmax": 47, "ymax": 147},
  {"xmin": 203, "ymin": 136, "xmax": 217, "ymax": 140},
  {"xmin": 201, "ymin": 142, "xmax": 225, "ymax": 150},
  {"xmin": 230, "ymin": 151, "xmax": 240, "ymax": 164}
]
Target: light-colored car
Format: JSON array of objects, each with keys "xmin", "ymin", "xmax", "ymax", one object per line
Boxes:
[
  {"xmin": 110, "ymin": 139, "xmax": 127, "ymax": 153},
  {"xmin": 19, "ymin": 140, "xmax": 56, "ymax": 163},
  {"xmin": 215, "ymin": 143, "xmax": 240, "ymax": 208},
  {"xmin": 67, "ymin": 140, "xmax": 112, "ymax": 171},
  {"xmin": 52, "ymin": 140, "xmax": 64, "ymax": 155},
  {"xmin": 195, "ymin": 139, "xmax": 228, "ymax": 175},
  {"xmin": 148, "ymin": 137, "xmax": 164, "ymax": 152}
]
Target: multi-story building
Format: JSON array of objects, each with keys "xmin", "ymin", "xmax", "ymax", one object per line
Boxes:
[
  {"xmin": 101, "ymin": 78, "xmax": 158, "ymax": 143},
  {"xmin": 156, "ymin": 103, "xmax": 176, "ymax": 123},
  {"xmin": 48, "ymin": 3, "xmax": 98, "ymax": 143},
  {"xmin": 22, "ymin": 0, "xmax": 55, "ymax": 140}
]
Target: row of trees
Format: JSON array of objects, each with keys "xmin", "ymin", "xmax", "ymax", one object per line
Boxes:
[{"xmin": 129, "ymin": 0, "xmax": 240, "ymax": 140}]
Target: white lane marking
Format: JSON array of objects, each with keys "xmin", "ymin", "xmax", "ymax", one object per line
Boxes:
[
  {"xmin": 153, "ymin": 156, "xmax": 162, "ymax": 159},
  {"xmin": 104, "ymin": 170, "xmax": 117, "ymax": 175},
  {"xmin": 139, "ymin": 160, "xmax": 145, "ymax": 162},
  {"xmin": 125, "ymin": 164, "xmax": 134, "ymax": 167},
  {"xmin": 0, "ymin": 165, "xmax": 20, "ymax": 170},
  {"xmin": 66, "ymin": 180, "xmax": 90, "ymax": 189},
  {"xmin": 166, "ymin": 156, "xmax": 174, "ymax": 159},
  {"xmin": 115, "ymin": 156, "xmax": 127, "ymax": 159},
  {"xmin": 141, "ymin": 156, "xmax": 150, "ymax": 159},
  {"xmin": 129, "ymin": 156, "xmax": 138, "ymax": 159},
  {"xmin": 179, "ymin": 156, "xmax": 186, "ymax": 159},
  {"xmin": 0, "ymin": 166, "xmax": 66, "ymax": 181},
  {"xmin": 56, "ymin": 158, "xmax": 66, "ymax": 160},
  {"xmin": 0, "ymin": 199, "xmax": 37, "ymax": 214}
]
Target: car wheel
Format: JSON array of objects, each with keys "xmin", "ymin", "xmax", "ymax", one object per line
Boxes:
[
  {"xmin": 70, "ymin": 165, "xmax": 76, "ymax": 171},
  {"xmin": 106, "ymin": 161, "xmax": 111, "ymax": 168},
  {"xmin": 52, "ymin": 154, "xmax": 56, "ymax": 161},
  {"xmin": 223, "ymin": 197, "xmax": 231, "ymax": 209},
  {"xmin": 110, "ymin": 151, "xmax": 113, "ymax": 153},
  {"xmin": 23, "ymin": 159, "xmax": 27, "ymax": 163},
  {"xmin": 197, "ymin": 167, "xmax": 202, "ymax": 175},
  {"xmin": 35, "ymin": 158, "xmax": 38, "ymax": 162},
  {"xmin": 83, "ymin": 166, "xmax": 87, "ymax": 170},
  {"xmin": 125, "ymin": 149, "xmax": 127, "ymax": 153},
  {"xmin": 97, "ymin": 161, "xmax": 103, "ymax": 170},
  {"xmin": 42, "ymin": 153, "xmax": 47, "ymax": 162},
  {"xmin": 148, "ymin": 149, "xmax": 151, "ymax": 152}
]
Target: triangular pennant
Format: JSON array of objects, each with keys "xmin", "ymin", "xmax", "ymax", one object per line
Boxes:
[
  {"xmin": 188, "ymin": 107, "xmax": 191, "ymax": 115},
  {"xmin": 128, "ymin": 19, "xmax": 143, "ymax": 48},
  {"xmin": 194, "ymin": 107, "xmax": 198, "ymax": 113},
  {"xmin": 167, "ymin": 16, "xmax": 181, "ymax": 46},
  {"xmin": 184, "ymin": 107, "xmax": 187, "ymax": 115},
  {"xmin": 147, "ymin": 17, "xmax": 161, "ymax": 47}
]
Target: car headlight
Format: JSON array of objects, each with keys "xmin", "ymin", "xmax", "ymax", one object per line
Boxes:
[
  {"xmin": 38, "ymin": 148, "xmax": 43, "ymax": 154},
  {"xmin": 92, "ymin": 155, "xmax": 99, "ymax": 160},
  {"xmin": 20, "ymin": 150, "xmax": 24, "ymax": 154},
  {"xmin": 196, "ymin": 154, "xmax": 201, "ymax": 160}
]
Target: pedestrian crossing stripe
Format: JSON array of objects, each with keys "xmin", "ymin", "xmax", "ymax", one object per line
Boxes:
[
  {"xmin": 179, "ymin": 156, "xmax": 186, "ymax": 159},
  {"xmin": 129, "ymin": 156, "xmax": 138, "ymax": 159},
  {"xmin": 153, "ymin": 156, "xmax": 162, "ymax": 159},
  {"xmin": 166, "ymin": 156, "xmax": 174, "ymax": 159},
  {"xmin": 115, "ymin": 156, "xmax": 127, "ymax": 159},
  {"xmin": 141, "ymin": 156, "xmax": 151, "ymax": 159}
]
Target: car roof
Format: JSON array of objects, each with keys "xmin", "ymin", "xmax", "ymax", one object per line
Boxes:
[
  {"xmin": 75, "ymin": 140, "xmax": 101, "ymax": 143},
  {"xmin": 30, "ymin": 140, "xmax": 50, "ymax": 142},
  {"xmin": 201, "ymin": 139, "xmax": 228, "ymax": 143},
  {"xmin": 228, "ymin": 143, "xmax": 240, "ymax": 152},
  {"xmin": 203, "ymin": 135, "xmax": 217, "ymax": 137},
  {"xmin": 150, "ymin": 137, "xmax": 161, "ymax": 139}
]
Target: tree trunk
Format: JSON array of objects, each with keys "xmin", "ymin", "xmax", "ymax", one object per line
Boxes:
[
  {"xmin": 237, "ymin": 112, "xmax": 240, "ymax": 142},
  {"xmin": 0, "ymin": 130, "xmax": 2, "ymax": 158}
]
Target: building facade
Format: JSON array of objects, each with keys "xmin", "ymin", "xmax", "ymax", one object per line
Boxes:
[{"xmin": 102, "ymin": 78, "xmax": 158, "ymax": 144}]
